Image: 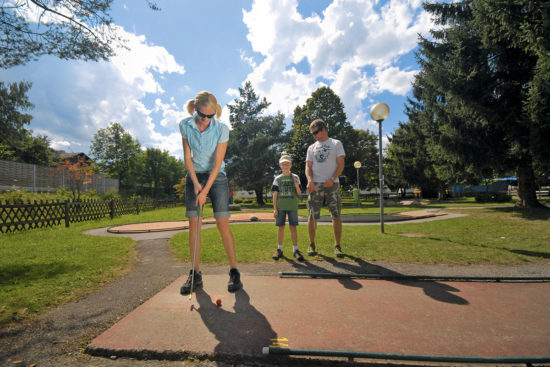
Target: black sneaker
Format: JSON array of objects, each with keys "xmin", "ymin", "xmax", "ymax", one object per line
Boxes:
[
  {"xmin": 307, "ymin": 243, "xmax": 317, "ymax": 256},
  {"xmin": 228, "ymin": 268, "xmax": 242, "ymax": 292},
  {"xmin": 334, "ymin": 245, "xmax": 344, "ymax": 258},
  {"xmin": 180, "ymin": 269, "xmax": 202, "ymax": 295},
  {"xmin": 272, "ymin": 248, "xmax": 283, "ymax": 260},
  {"xmin": 293, "ymin": 250, "xmax": 304, "ymax": 262}
]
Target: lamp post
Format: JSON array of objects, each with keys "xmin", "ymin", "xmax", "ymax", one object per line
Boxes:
[
  {"xmin": 354, "ymin": 161, "xmax": 361, "ymax": 207},
  {"xmin": 370, "ymin": 102, "xmax": 390, "ymax": 233}
]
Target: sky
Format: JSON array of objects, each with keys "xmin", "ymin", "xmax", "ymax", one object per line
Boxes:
[{"xmin": 1, "ymin": 0, "xmax": 435, "ymax": 160}]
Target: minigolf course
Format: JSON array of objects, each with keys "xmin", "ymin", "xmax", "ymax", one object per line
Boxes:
[{"xmin": 85, "ymin": 211, "xmax": 550, "ymax": 364}]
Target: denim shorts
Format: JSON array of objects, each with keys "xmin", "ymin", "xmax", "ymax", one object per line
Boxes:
[
  {"xmin": 185, "ymin": 172, "xmax": 230, "ymax": 219},
  {"xmin": 275, "ymin": 210, "xmax": 299, "ymax": 226}
]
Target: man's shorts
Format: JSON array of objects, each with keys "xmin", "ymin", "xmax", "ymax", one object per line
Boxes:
[
  {"xmin": 275, "ymin": 210, "xmax": 299, "ymax": 226},
  {"xmin": 307, "ymin": 182, "xmax": 342, "ymax": 220},
  {"xmin": 185, "ymin": 172, "xmax": 230, "ymax": 219}
]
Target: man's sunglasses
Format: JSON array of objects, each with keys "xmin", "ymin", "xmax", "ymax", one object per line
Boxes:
[
  {"xmin": 197, "ymin": 109, "xmax": 215, "ymax": 119},
  {"xmin": 311, "ymin": 127, "xmax": 322, "ymax": 135}
]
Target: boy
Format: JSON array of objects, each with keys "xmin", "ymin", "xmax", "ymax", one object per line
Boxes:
[{"xmin": 272, "ymin": 154, "xmax": 304, "ymax": 261}]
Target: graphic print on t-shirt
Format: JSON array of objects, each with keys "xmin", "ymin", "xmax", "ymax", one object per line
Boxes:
[
  {"xmin": 278, "ymin": 175, "xmax": 295, "ymax": 198},
  {"xmin": 314, "ymin": 143, "xmax": 332, "ymax": 163}
]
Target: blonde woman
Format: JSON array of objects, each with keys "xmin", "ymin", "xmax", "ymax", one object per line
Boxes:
[{"xmin": 179, "ymin": 91, "xmax": 242, "ymax": 294}]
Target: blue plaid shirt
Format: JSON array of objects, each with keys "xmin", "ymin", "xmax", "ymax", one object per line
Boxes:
[{"xmin": 179, "ymin": 113, "xmax": 230, "ymax": 175}]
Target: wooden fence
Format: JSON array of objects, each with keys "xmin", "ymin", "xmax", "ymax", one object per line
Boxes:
[{"xmin": 0, "ymin": 198, "xmax": 184, "ymax": 233}]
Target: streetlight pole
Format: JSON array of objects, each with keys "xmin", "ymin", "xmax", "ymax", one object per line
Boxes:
[
  {"xmin": 370, "ymin": 103, "xmax": 390, "ymax": 233},
  {"xmin": 354, "ymin": 161, "xmax": 361, "ymax": 207}
]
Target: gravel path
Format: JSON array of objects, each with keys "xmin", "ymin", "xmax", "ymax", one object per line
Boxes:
[{"xmin": 1, "ymin": 219, "xmax": 549, "ymax": 367}]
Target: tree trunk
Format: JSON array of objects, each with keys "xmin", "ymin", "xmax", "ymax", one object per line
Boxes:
[
  {"xmin": 255, "ymin": 188, "xmax": 264, "ymax": 207},
  {"xmin": 516, "ymin": 157, "xmax": 543, "ymax": 208}
]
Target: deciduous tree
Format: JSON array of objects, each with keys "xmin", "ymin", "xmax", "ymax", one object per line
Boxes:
[
  {"xmin": 52, "ymin": 155, "xmax": 94, "ymax": 200},
  {"xmin": 89, "ymin": 122, "xmax": 141, "ymax": 188},
  {"xmin": 1, "ymin": 0, "xmax": 118, "ymax": 68},
  {"xmin": 139, "ymin": 148, "xmax": 185, "ymax": 198},
  {"xmin": 287, "ymin": 87, "xmax": 362, "ymax": 189},
  {"xmin": 0, "ymin": 81, "xmax": 57, "ymax": 165}
]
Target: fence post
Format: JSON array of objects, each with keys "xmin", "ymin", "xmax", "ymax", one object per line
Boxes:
[
  {"xmin": 110, "ymin": 200, "xmax": 115, "ymax": 219},
  {"xmin": 33, "ymin": 164, "xmax": 37, "ymax": 192},
  {"xmin": 65, "ymin": 200, "xmax": 70, "ymax": 227},
  {"xmin": 136, "ymin": 199, "xmax": 140, "ymax": 215}
]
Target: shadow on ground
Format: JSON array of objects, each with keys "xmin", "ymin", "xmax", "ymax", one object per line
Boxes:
[{"xmin": 284, "ymin": 254, "xmax": 468, "ymax": 305}]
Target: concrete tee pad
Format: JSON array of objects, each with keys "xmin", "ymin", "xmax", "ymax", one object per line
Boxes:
[{"xmin": 87, "ymin": 275, "xmax": 550, "ymax": 362}]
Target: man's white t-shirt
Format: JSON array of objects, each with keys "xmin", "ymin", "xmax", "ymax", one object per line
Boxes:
[{"xmin": 306, "ymin": 138, "xmax": 345, "ymax": 183}]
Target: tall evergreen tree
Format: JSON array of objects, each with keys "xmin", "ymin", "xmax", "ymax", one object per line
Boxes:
[
  {"xmin": 385, "ymin": 117, "xmax": 441, "ymax": 198},
  {"xmin": 226, "ymin": 82, "xmax": 287, "ymax": 206},
  {"xmin": 403, "ymin": 0, "xmax": 548, "ymax": 207},
  {"xmin": 355, "ymin": 129, "xmax": 379, "ymax": 191}
]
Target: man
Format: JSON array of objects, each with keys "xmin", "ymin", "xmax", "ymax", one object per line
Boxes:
[{"xmin": 305, "ymin": 119, "xmax": 345, "ymax": 257}]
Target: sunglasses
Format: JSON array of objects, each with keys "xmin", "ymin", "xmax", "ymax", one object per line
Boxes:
[
  {"xmin": 196, "ymin": 109, "xmax": 215, "ymax": 119},
  {"xmin": 311, "ymin": 127, "xmax": 323, "ymax": 135}
]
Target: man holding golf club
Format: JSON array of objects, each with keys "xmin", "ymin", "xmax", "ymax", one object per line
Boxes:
[{"xmin": 179, "ymin": 91, "xmax": 242, "ymax": 296}]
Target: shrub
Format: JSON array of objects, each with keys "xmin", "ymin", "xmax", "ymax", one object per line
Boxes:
[
  {"xmin": 101, "ymin": 189, "xmax": 121, "ymax": 201},
  {"xmin": 475, "ymin": 192, "xmax": 511, "ymax": 202}
]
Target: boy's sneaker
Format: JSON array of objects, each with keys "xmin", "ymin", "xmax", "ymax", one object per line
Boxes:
[
  {"xmin": 180, "ymin": 269, "xmax": 202, "ymax": 295},
  {"xmin": 272, "ymin": 249, "xmax": 283, "ymax": 260},
  {"xmin": 307, "ymin": 243, "xmax": 317, "ymax": 256},
  {"xmin": 293, "ymin": 250, "xmax": 304, "ymax": 262},
  {"xmin": 334, "ymin": 245, "xmax": 344, "ymax": 258},
  {"xmin": 228, "ymin": 268, "xmax": 242, "ymax": 292}
]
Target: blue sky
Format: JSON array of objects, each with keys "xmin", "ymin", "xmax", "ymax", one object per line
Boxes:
[{"xmin": 1, "ymin": 0, "xmax": 434, "ymax": 160}]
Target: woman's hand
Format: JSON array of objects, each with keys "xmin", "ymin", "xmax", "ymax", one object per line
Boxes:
[
  {"xmin": 194, "ymin": 183, "xmax": 203, "ymax": 195},
  {"xmin": 196, "ymin": 191, "xmax": 208, "ymax": 208},
  {"xmin": 194, "ymin": 183, "xmax": 207, "ymax": 208}
]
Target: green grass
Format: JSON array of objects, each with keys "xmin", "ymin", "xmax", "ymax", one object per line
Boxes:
[
  {"xmin": 1, "ymin": 203, "xmax": 549, "ymax": 328},
  {"xmin": 171, "ymin": 206, "xmax": 550, "ymax": 265},
  {"xmin": 0, "ymin": 206, "xmax": 189, "ymax": 327}
]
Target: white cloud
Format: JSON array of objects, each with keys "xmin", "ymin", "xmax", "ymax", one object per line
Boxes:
[
  {"xmin": 109, "ymin": 28, "xmax": 185, "ymax": 93},
  {"xmin": 4, "ymin": 26, "xmax": 187, "ymax": 158},
  {"xmin": 226, "ymin": 88, "xmax": 240, "ymax": 98},
  {"xmin": 241, "ymin": 0, "xmax": 434, "ymax": 131},
  {"xmin": 373, "ymin": 66, "xmax": 417, "ymax": 96}
]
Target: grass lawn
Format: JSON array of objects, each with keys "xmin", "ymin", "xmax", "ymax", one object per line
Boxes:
[
  {"xmin": 0, "ymin": 207, "xmax": 189, "ymax": 327},
  {"xmin": 171, "ymin": 206, "xmax": 550, "ymax": 265},
  {"xmin": 1, "ymin": 201, "xmax": 549, "ymax": 327}
]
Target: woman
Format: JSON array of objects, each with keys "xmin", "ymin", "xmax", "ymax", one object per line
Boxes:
[{"xmin": 179, "ymin": 91, "xmax": 241, "ymax": 294}]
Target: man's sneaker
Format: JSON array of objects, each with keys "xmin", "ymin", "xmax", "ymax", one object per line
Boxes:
[
  {"xmin": 307, "ymin": 243, "xmax": 317, "ymax": 256},
  {"xmin": 272, "ymin": 249, "xmax": 283, "ymax": 260},
  {"xmin": 180, "ymin": 269, "xmax": 202, "ymax": 295},
  {"xmin": 228, "ymin": 268, "xmax": 242, "ymax": 292},
  {"xmin": 293, "ymin": 250, "xmax": 304, "ymax": 262},
  {"xmin": 334, "ymin": 245, "xmax": 344, "ymax": 258}
]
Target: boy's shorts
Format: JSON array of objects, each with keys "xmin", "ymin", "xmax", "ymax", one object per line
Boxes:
[
  {"xmin": 275, "ymin": 210, "xmax": 299, "ymax": 226},
  {"xmin": 307, "ymin": 182, "xmax": 342, "ymax": 220},
  {"xmin": 185, "ymin": 172, "xmax": 230, "ymax": 219}
]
